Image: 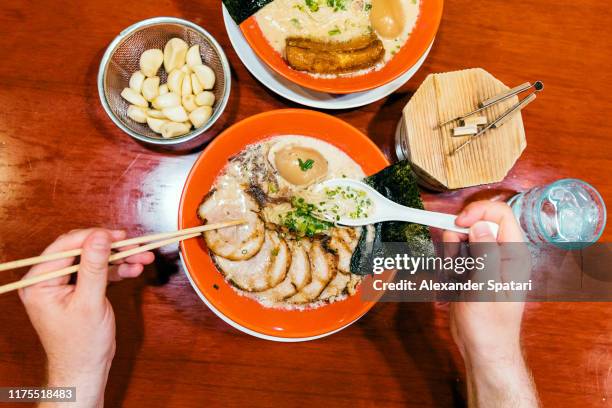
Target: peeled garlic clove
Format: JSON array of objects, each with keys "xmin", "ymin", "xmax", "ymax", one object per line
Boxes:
[
  {"xmin": 182, "ymin": 94, "xmax": 198, "ymax": 112},
  {"xmin": 186, "ymin": 45, "xmax": 203, "ymax": 68},
  {"xmin": 167, "ymin": 69, "xmax": 184, "ymax": 95},
  {"xmin": 147, "ymin": 117, "xmax": 167, "ymax": 133},
  {"xmin": 195, "ymin": 91, "xmax": 215, "ymax": 107},
  {"xmin": 191, "ymin": 73, "xmax": 204, "ymax": 94},
  {"xmin": 142, "ymin": 76, "xmax": 160, "ymax": 102},
  {"xmin": 162, "ymin": 105, "xmax": 189, "ymax": 122},
  {"xmin": 160, "ymin": 121, "xmax": 191, "ymax": 138},
  {"xmin": 129, "ymin": 71, "xmax": 146, "ymax": 93},
  {"xmin": 127, "ymin": 105, "xmax": 147, "ymax": 123},
  {"xmin": 159, "ymin": 84, "xmax": 169, "ymax": 95},
  {"xmin": 163, "ymin": 38, "xmax": 189, "ymax": 72},
  {"xmin": 152, "ymin": 92, "xmax": 180, "ymax": 110},
  {"xmin": 189, "ymin": 106, "xmax": 213, "ymax": 128},
  {"xmin": 147, "ymin": 109, "xmax": 165, "ymax": 119},
  {"xmin": 193, "ymin": 65, "xmax": 215, "ymax": 90},
  {"xmin": 140, "ymin": 49, "xmax": 164, "ymax": 77},
  {"xmin": 180, "ymin": 65, "xmax": 192, "ymax": 75},
  {"xmin": 121, "ymin": 87, "xmax": 148, "ymax": 107},
  {"xmin": 181, "ymin": 73, "xmax": 193, "ymax": 96},
  {"xmin": 152, "ymin": 92, "xmax": 181, "ymax": 110}
]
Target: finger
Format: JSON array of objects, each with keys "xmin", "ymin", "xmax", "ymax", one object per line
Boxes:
[
  {"xmin": 124, "ymin": 251, "xmax": 155, "ymax": 265},
  {"xmin": 107, "ymin": 265, "xmax": 121, "ymax": 282},
  {"xmin": 442, "ymin": 230, "xmax": 464, "ymax": 258},
  {"xmin": 117, "ymin": 263, "xmax": 144, "ymax": 279},
  {"xmin": 22, "ymin": 229, "xmax": 105, "ymax": 288},
  {"xmin": 23, "ymin": 229, "xmax": 95, "ymax": 282},
  {"xmin": 110, "ymin": 242, "xmax": 138, "ymax": 265},
  {"xmin": 469, "ymin": 221, "xmax": 498, "ymax": 244},
  {"xmin": 456, "ymin": 201, "xmax": 524, "ymax": 242},
  {"xmin": 500, "ymin": 241, "xmax": 533, "ymax": 301},
  {"xmin": 22, "ymin": 229, "xmax": 125, "ymax": 285},
  {"xmin": 75, "ymin": 230, "xmax": 112, "ymax": 305},
  {"xmin": 108, "ymin": 263, "xmax": 146, "ymax": 281},
  {"xmin": 468, "ymin": 221, "xmax": 502, "ymax": 301},
  {"xmin": 111, "ymin": 251, "xmax": 155, "ymax": 266},
  {"xmin": 442, "ymin": 229, "xmax": 467, "ymax": 243}
]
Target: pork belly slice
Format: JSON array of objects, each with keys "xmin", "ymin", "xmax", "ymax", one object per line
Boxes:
[
  {"xmin": 347, "ymin": 274, "xmax": 362, "ymax": 296},
  {"xmin": 256, "ymin": 240, "xmax": 310, "ymax": 303},
  {"xmin": 336, "ymin": 227, "xmax": 361, "ymax": 251},
  {"xmin": 285, "ymin": 35, "xmax": 384, "ymax": 74},
  {"xmin": 288, "ymin": 240, "xmax": 311, "ymax": 291},
  {"xmin": 287, "ymin": 241, "xmax": 337, "ymax": 304},
  {"xmin": 256, "ymin": 278, "xmax": 296, "ymax": 304},
  {"xmin": 286, "ymin": 34, "xmax": 379, "ymax": 53},
  {"xmin": 319, "ymin": 227, "xmax": 364, "ymax": 300},
  {"xmin": 198, "ymin": 190, "xmax": 265, "ymax": 261},
  {"xmin": 266, "ymin": 234, "xmax": 290, "ymax": 288},
  {"xmin": 328, "ymin": 232, "xmax": 354, "ymax": 274},
  {"xmin": 215, "ymin": 231, "xmax": 289, "ymax": 292},
  {"xmin": 318, "ymin": 272, "xmax": 351, "ymax": 301}
]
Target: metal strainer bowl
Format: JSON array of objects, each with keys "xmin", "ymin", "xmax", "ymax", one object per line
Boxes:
[{"xmin": 98, "ymin": 17, "xmax": 231, "ymax": 148}]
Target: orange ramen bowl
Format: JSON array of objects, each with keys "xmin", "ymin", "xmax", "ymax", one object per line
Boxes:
[
  {"xmin": 240, "ymin": 0, "xmax": 443, "ymax": 94},
  {"xmin": 179, "ymin": 109, "xmax": 389, "ymax": 341}
]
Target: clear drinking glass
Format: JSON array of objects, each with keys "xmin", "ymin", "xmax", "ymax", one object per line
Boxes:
[{"xmin": 508, "ymin": 179, "xmax": 607, "ymax": 249}]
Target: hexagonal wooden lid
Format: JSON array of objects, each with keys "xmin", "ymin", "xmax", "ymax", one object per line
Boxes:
[{"xmin": 399, "ymin": 68, "xmax": 526, "ymax": 190}]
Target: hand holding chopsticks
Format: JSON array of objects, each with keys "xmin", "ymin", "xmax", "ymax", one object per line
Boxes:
[{"xmin": 0, "ymin": 220, "xmax": 245, "ymax": 295}]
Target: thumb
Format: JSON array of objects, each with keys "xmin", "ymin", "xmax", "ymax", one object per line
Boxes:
[
  {"xmin": 468, "ymin": 221, "xmax": 501, "ymax": 300},
  {"xmin": 76, "ymin": 229, "xmax": 111, "ymax": 304},
  {"xmin": 469, "ymin": 221, "xmax": 497, "ymax": 243}
]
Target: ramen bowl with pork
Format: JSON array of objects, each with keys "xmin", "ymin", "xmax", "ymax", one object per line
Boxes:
[
  {"xmin": 178, "ymin": 109, "xmax": 389, "ymax": 340},
  {"xmin": 236, "ymin": 0, "xmax": 443, "ymax": 93},
  {"xmin": 198, "ymin": 135, "xmax": 375, "ymax": 308}
]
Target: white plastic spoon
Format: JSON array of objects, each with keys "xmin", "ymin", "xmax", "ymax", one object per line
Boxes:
[{"xmin": 314, "ymin": 179, "xmax": 499, "ymax": 238}]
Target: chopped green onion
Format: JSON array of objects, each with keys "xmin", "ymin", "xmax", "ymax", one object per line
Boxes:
[
  {"xmin": 298, "ymin": 158, "xmax": 315, "ymax": 171},
  {"xmin": 305, "ymin": 0, "xmax": 319, "ymax": 12}
]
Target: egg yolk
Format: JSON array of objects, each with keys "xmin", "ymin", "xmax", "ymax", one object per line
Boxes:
[
  {"xmin": 370, "ymin": 0, "xmax": 406, "ymax": 39},
  {"xmin": 274, "ymin": 146, "xmax": 328, "ymax": 186}
]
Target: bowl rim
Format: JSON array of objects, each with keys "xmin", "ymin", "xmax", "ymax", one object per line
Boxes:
[
  {"xmin": 178, "ymin": 253, "xmax": 359, "ymax": 342},
  {"xmin": 240, "ymin": 0, "xmax": 444, "ymax": 94},
  {"xmin": 178, "ymin": 109, "xmax": 391, "ymax": 340},
  {"xmin": 97, "ymin": 16, "xmax": 231, "ymax": 145}
]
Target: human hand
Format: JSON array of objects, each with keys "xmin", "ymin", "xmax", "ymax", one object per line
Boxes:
[
  {"xmin": 18, "ymin": 229, "xmax": 155, "ymax": 407},
  {"xmin": 444, "ymin": 201, "xmax": 538, "ymax": 407}
]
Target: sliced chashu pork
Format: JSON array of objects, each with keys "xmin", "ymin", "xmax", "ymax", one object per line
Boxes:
[
  {"xmin": 318, "ymin": 273, "xmax": 351, "ymax": 300},
  {"xmin": 256, "ymin": 240, "xmax": 311, "ymax": 303},
  {"xmin": 327, "ymin": 228, "xmax": 361, "ymax": 273},
  {"xmin": 198, "ymin": 186, "xmax": 265, "ymax": 261},
  {"xmin": 215, "ymin": 231, "xmax": 289, "ymax": 292},
  {"xmin": 319, "ymin": 227, "xmax": 363, "ymax": 300},
  {"xmin": 287, "ymin": 241, "xmax": 337, "ymax": 304}
]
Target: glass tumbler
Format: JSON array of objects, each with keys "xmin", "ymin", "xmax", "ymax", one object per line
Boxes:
[{"xmin": 508, "ymin": 179, "xmax": 607, "ymax": 249}]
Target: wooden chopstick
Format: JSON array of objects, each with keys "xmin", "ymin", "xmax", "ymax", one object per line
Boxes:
[
  {"xmin": 0, "ymin": 220, "xmax": 245, "ymax": 272},
  {"xmin": 0, "ymin": 220, "xmax": 246, "ymax": 295}
]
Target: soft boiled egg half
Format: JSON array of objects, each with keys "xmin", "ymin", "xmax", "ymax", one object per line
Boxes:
[{"xmin": 266, "ymin": 135, "xmax": 366, "ymax": 188}]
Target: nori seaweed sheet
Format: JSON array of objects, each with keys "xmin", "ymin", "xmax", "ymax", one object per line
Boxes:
[
  {"xmin": 350, "ymin": 160, "xmax": 432, "ymax": 275},
  {"xmin": 223, "ymin": 0, "xmax": 274, "ymax": 24}
]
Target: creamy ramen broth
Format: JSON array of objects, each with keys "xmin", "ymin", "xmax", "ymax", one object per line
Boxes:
[
  {"xmin": 255, "ymin": 0, "xmax": 420, "ymax": 70},
  {"xmin": 197, "ymin": 135, "xmax": 371, "ymax": 309}
]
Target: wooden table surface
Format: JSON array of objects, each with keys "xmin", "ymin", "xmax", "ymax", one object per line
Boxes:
[{"xmin": 1, "ymin": 1, "xmax": 611, "ymax": 407}]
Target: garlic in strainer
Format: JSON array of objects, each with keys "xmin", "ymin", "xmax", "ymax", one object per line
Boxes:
[{"xmin": 119, "ymin": 38, "xmax": 217, "ymax": 138}]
